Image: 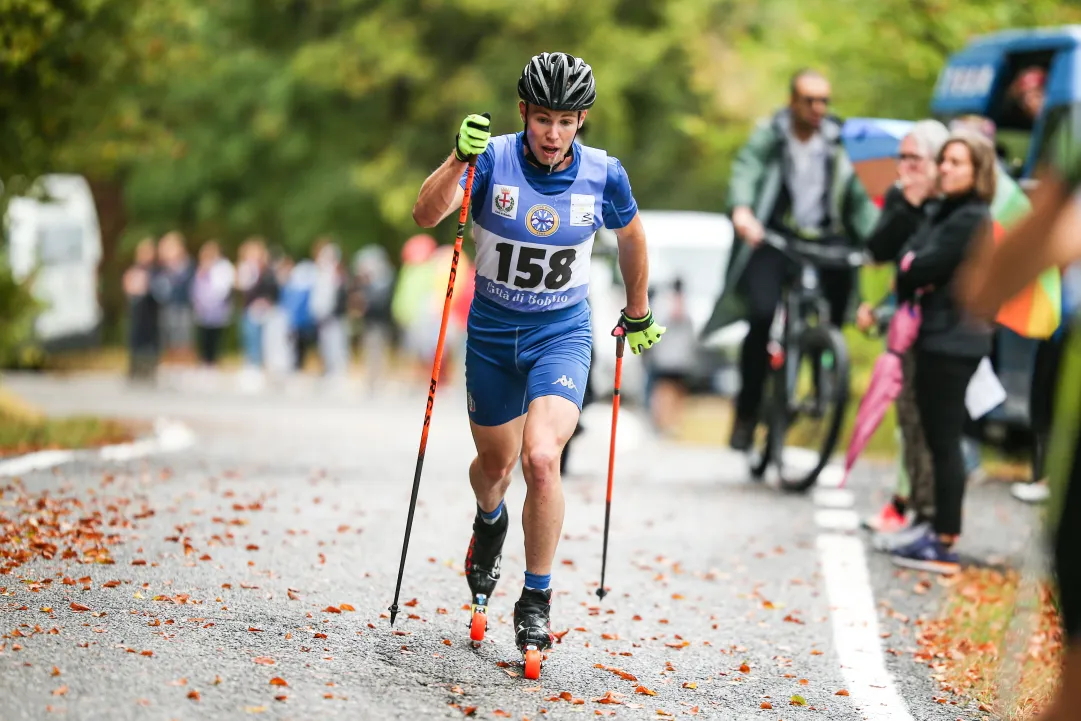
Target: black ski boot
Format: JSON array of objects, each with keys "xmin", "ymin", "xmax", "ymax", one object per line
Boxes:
[
  {"xmin": 515, "ymin": 587, "xmax": 553, "ymax": 679},
  {"xmin": 464, "ymin": 504, "xmax": 508, "ymax": 645}
]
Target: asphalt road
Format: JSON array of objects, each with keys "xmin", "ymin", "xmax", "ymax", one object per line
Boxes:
[{"xmin": 0, "ymin": 368, "xmax": 1039, "ymax": 720}]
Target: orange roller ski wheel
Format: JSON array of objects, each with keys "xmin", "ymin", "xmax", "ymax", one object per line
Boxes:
[
  {"xmin": 469, "ymin": 609, "xmax": 486, "ymax": 645},
  {"xmin": 523, "ymin": 647, "xmax": 542, "ymax": 680}
]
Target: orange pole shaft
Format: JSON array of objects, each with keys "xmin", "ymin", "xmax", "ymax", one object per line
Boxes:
[
  {"xmin": 417, "ymin": 161, "xmax": 476, "ymax": 457},
  {"xmin": 604, "ymin": 345, "xmax": 624, "ymax": 504},
  {"xmin": 389, "ymin": 156, "xmax": 477, "ymax": 625}
]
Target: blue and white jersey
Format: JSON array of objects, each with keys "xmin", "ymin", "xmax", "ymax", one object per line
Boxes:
[{"xmin": 459, "ymin": 132, "xmax": 638, "ymax": 316}]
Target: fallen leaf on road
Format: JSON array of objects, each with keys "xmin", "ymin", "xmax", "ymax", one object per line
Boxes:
[
  {"xmin": 340, "ymin": 603, "xmax": 355, "ymax": 612},
  {"xmin": 246, "ymin": 544, "xmax": 260, "ymax": 551},
  {"xmin": 132, "ymin": 560, "xmax": 147, "ymax": 566},
  {"xmin": 552, "ymin": 629, "xmax": 570, "ymax": 643},
  {"xmin": 635, "ymin": 686, "xmax": 657, "ymax": 696},
  {"xmin": 461, "ymin": 707, "xmax": 477, "ymax": 716},
  {"xmin": 213, "ymin": 676, "xmax": 222, "ymax": 685},
  {"xmin": 248, "ymin": 627, "xmax": 262, "ymax": 632},
  {"xmin": 270, "ymin": 677, "xmax": 288, "ymax": 687},
  {"xmin": 254, "ymin": 657, "xmax": 275, "ymax": 665},
  {"xmin": 665, "ymin": 640, "xmax": 689, "ymax": 649},
  {"xmin": 70, "ymin": 603, "xmax": 90, "ymax": 612},
  {"xmin": 52, "ymin": 686, "xmax": 68, "ymax": 696},
  {"xmin": 323, "ymin": 606, "xmax": 341, "ymax": 614},
  {"xmin": 442, "ymin": 639, "xmax": 452, "ymax": 646},
  {"xmin": 760, "ymin": 702, "xmax": 772, "ymax": 709},
  {"xmin": 168, "ymin": 679, "xmax": 187, "ymax": 687},
  {"xmin": 314, "ymin": 633, "xmax": 327, "ymax": 639},
  {"xmin": 187, "ymin": 690, "xmax": 200, "ymax": 701},
  {"xmin": 51, "ymin": 667, "xmax": 61, "ymax": 676},
  {"xmin": 140, "ymin": 650, "xmax": 153, "ymax": 657},
  {"xmin": 799, "ymin": 678, "xmax": 809, "ymax": 685},
  {"xmin": 244, "ymin": 706, "xmax": 266, "ymax": 713},
  {"xmin": 404, "ymin": 599, "xmax": 418, "ymax": 607},
  {"xmin": 602, "ymin": 633, "xmax": 620, "ymax": 640},
  {"xmin": 594, "ymin": 664, "xmax": 637, "ymax": 682},
  {"xmin": 682, "ymin": 681, "xmax": 697, "ymax": 689},
  {"xmin": 437, "ymin": 607, "xmax": 448, "ymax": 615},
  {"xmin": 493, "ymin": 710, "xmax": 511, "ymax": 717},
  {"xmin": 810, "ymin": 649, "xmax": 823, "ymax": 655},
  {"xmin": 790, "ymin": 694, "xmax": 807, "ymax": 706},
  {"xmin": 836, "ymin": 689, "xmax": 850, "ymax": 696},
  {"xmin": 594, "ymin": 691, "xmax": 622, "ymax": 705},
  {"xmin": 274, "ymin": 695, "xmax": 287, "ymax": 702},
  {"xmin": 287, "ymin": 589, "xmax": 301, "ymax": 601},
  {"xmin": 739, "ymin": 663, "xmax": 750, "ymax": 673}
]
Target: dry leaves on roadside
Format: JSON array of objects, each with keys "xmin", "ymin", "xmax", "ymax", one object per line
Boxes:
[{"xmin": 269, "ymin": 678, "xmax": 288, "ymax": 687}]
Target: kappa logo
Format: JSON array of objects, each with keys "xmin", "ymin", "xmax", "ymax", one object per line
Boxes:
[
  {"xmin": 492, "ymin": 185, "xmax": 519, "ymax": 220},
  {"xmin": 467, "ymin": 391, "xmax": 476, "ymax": 413},
  {"xmin": 552, "ymin": 375, "xmax": 577, "ymax": 391}
]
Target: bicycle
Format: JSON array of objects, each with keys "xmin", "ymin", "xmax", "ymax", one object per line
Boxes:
[{"xmin": 747, "ymin": 230, "xmax": 869, "ymax": 492}]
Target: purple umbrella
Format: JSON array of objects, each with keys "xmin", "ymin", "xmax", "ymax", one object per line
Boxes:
[{"xmin": 840, "ymin": 275, "xmax": 923, "ymax": 487}]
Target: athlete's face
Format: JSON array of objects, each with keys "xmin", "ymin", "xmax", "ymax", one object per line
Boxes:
[{"xmin": 520, "ymin": 102, "xmax": 586, "ymax": 170}]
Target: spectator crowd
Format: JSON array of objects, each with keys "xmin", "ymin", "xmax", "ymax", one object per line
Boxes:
[{"xmin": 122, "ymin": 231, "xmax": 474, "ymax": 392}]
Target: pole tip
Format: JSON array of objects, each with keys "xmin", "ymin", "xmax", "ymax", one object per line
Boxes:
[
  {"xmin": 595, "ymin": 587, "xmax": 608, "ymax": 601},
  {"xmin": 388, "ymin": 605, "xmax": 399, "ymax": 626}
]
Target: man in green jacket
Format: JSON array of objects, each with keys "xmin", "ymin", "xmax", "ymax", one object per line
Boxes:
[{"xmin": 716, "ymin": 69, "xmax": 880, "ymax": 450}]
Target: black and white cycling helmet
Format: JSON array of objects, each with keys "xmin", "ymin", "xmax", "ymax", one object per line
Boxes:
[{"xmin": 517, "ymin": 52, "xmax": 596, "ymax": 111}]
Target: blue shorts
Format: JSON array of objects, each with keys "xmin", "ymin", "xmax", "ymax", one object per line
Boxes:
[{"xmin": 465, "ymin": 296, "xmax": 592, "ymax": 427}]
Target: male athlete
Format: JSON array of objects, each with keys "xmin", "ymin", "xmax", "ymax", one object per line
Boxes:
[{"xmin": 412, "ymin": 52, "xmax": 665, "ymax": 659}]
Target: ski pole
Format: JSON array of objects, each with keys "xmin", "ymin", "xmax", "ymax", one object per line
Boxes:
[
  {"xmin": 595, "ymin": 326, "xmax": 626, "ymax": 601},
  {"xmin": 389, "ymin": 116, "xmax": 487, "ymax": 626}
]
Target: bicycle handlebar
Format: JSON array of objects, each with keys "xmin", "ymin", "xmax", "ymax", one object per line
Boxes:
[{"xmin": 762, "ymin": 231, "xmax": 869, "ymax": 269}]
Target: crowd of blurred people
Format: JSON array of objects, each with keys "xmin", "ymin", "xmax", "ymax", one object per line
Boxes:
[{"xmin": 122, "ymin": 230, "xmax": 474, "ymax": 392}]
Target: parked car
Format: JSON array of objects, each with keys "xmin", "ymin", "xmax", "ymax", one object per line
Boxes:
[
  {"xmin": 588, "ymin": 210, "xmax": 737, "ymax": 404},
  {"xmin": 929, "ymin": 25, "xmax": 1081, "ymax": 444},
  {"xmin": 4, "ymin": 174, "xmax": 104, "ymax": 354}
]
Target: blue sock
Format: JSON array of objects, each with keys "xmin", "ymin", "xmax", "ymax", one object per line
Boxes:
[
  {"xmin": 479, "ymin": 500, "xmax": 504, "ymax": 525},
  {"xmin": 524, "ymin": 571, "xmax": 551, "ymax": 591}
]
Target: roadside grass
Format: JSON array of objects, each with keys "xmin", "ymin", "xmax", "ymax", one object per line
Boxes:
[
  {"xmin": 918, "ymin": 568, "xmax": 1062, "ymax": 720},
  {"xmin": 0, "ymin": 386, "xmax": 136, "ymax": 457}
]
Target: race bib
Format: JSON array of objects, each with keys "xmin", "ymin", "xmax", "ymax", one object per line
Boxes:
[{"xmin": 473, "ymin": 232, "xmax": 594, "ymax": 311}]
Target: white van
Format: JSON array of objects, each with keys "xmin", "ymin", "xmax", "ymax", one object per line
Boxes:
[
  {"xmin": 4, "ymin": 174, "xmax": 103, "ymax": 351},
  {"xmin": 588, "ymin": 210, "xmax": 737, "ymax": 404}
]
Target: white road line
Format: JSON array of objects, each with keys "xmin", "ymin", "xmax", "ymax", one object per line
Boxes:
[
  {"xmin": 0, "ymin": 418, "xmax": 195, "ymax": 477},
  {"xmin": 813, "ymin": 459, "xmax": 912, "ymax": 720},
  {"xmin": 816, "ymin": 534, "xmax": 913, "ymax": 720},
  {"xmin": 813, "ymin": 487, "xmax": 855, "ymax": 508},
  {"xmin": 0, "ymin": 449, "xmax": 76, "ymax": 478},
  {"xmin": 814, "ymin": 508, "xmax": 861, "ymax": 532}
]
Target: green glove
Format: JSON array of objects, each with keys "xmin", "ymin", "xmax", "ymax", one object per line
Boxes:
[
  {"xmin": 616, "ymin": 308, "xmax": 666, "ymax": 355},
  {"xmin": 455, "ymin": 113, "xmax": 491, "ymax": 162}
]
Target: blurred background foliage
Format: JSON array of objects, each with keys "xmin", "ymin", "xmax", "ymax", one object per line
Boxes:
[{"xmin": 3, "ymin": 0, "xmax": 1081, "ymax": 335}]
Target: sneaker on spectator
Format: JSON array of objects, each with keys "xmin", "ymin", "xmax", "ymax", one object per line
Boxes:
[
  {"xmin": 889, "ymin": 528, "xmax": 960, "ymax": 575},
  {"xmin": 871, "ymin": 520, "xmax": 931, "ymax": 553},
  {"xmin": 1011, "ymin": 480, "xmax": 1050, "ymax": 504},
  {"xmin": 862, "ymin": 500, "xmax": 908, "ymax": 534}
]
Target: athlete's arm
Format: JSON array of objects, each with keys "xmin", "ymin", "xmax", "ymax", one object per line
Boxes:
[
  {"xmin": 412, "ymin": 154, "xmax": 468, "ymax": 228},
  {"xmin": 412, "ymin": 114, "xmax": 492, "ymax": 228},
  {"xmin": 613, "ymin": 212, "xmax": 650, "ymax": 318}
]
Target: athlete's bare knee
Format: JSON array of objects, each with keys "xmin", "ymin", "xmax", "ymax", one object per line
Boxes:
[
  {"xmin": 476, "ymin": 450, "xmax": 516, "ymax": 484},
  {"xmin": 522, "ymin": 443, "xmax": 561, "ymax": 489}
]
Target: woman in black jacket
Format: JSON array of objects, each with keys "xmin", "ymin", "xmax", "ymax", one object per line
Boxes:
[
  {"xmin": 867, "ymin": 130, "xmax": 997, "ymax": 574},
  {"xmin": 859, "ymin": 120, "xmax": 949, "ymax": 542}
]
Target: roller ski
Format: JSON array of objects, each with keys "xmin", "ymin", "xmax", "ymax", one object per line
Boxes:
[
  {"xmin": 464, "ymin": 504, "xmax": 508, "ymax": 647},
  {"xmin": 514, "ymin": 587, "xmax": 553, "ymax": 680}
]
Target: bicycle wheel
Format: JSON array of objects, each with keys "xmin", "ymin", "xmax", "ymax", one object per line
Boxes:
[{"xmin": 775, "ymin": 325, "xmax": 851, "ymax": 493}]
